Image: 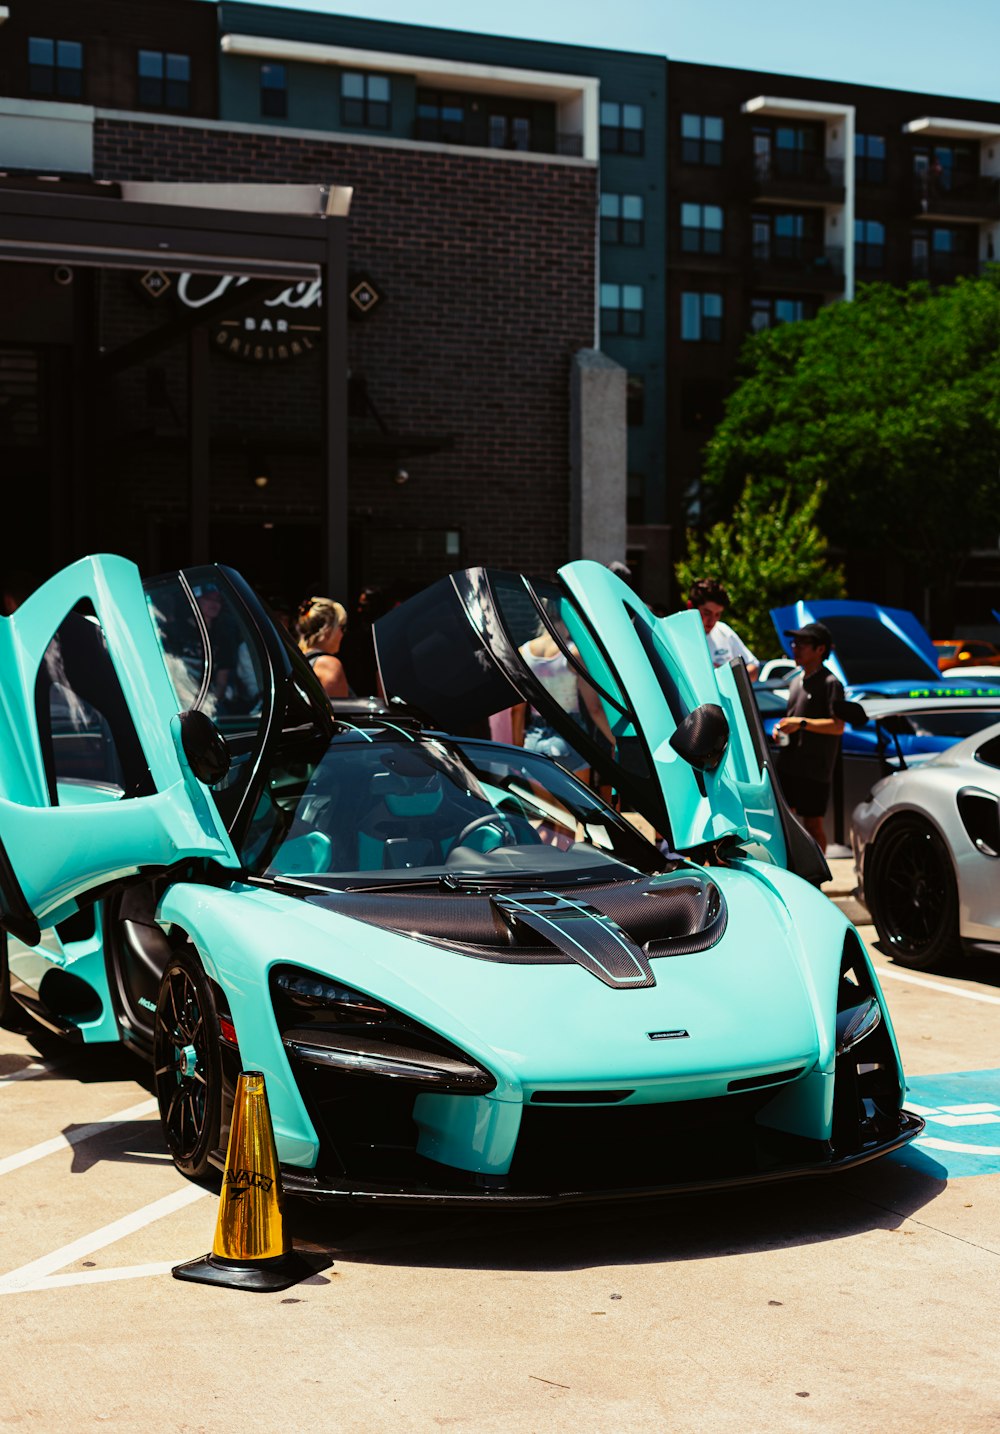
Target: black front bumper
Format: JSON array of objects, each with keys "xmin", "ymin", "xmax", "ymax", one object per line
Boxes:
[{"xmin": 277, "ymin": 1110, "xmax": 925, "ymax": 1208}]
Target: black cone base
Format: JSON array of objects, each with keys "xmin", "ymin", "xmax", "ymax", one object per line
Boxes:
[{"xmin": 172, "ymin": 1248, "xmax": 331, "ymax": 1292}]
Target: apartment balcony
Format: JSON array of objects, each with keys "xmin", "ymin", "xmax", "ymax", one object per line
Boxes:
[
  {"xmin": 412, "ymin": 117, "xmax": 583, "ymax": 157},
  {"xmin": 751, "ymin": 242, "xmax": 844, "ymax": 292},
  {"xmin": 907, "ymin": 171, "xmax": 1000, "ymax": 222},
  {"xmin": 753, "ymin": 153, "xmax": 845, "ymax": 206},
  {"xmin": 910, "ymin": 251, "xmax": 981, "ymax": 283}
]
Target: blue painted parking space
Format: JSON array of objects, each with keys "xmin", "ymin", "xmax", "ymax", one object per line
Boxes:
[{"xmin": 893, "ymin": 1069, "xmax": 1000, "ymax": 1178}]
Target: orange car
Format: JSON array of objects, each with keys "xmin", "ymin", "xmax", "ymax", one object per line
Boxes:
[{"xmin": 934, "ymin": 638, "xmax": 1000, "ymax": 671}]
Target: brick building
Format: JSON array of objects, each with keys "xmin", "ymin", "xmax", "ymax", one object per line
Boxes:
[
  {"xmin": 0, "ymin": 0, "xmax": 610, "ymax": 606},
  {"xmin": 3, "ymin": 2, "xmax": 1000, "ymax": 618}
]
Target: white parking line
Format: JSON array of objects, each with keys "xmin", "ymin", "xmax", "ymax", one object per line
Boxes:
[
  {"xmin": 0, "ymin": 1184, "xmax": 210, "ymax": 1293},
  {"xmin": 876, "ymin": 967, "xmax": 1000, "ymax": 1006},
  {"xmin": 0, "ymin": 1098, "xmax": 157, "ymax": 1177},
  {"xmin": 0, "ymin": 1061, "xmax": 55, "ymax": 1088}
]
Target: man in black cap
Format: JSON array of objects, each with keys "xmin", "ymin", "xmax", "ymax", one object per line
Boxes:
[{"xmin": 773, "ymin": 621, "xmax": 845, "ymax": 853}]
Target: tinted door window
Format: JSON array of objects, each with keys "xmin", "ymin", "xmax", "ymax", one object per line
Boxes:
[
  {"xmin": 35, "ymin": 601, "xmax": 153, "ymax": 802},
  {"xmin": 144, "ymin": 569, "xmax": 273, "ymax": 823}
]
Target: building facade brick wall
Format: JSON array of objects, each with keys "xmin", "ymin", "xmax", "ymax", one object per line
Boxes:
[{"xmin": 93, "ymin": 117, "xmax": 597, "ymax": 593}]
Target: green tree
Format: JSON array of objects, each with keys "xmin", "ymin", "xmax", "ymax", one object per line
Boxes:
[
  {"xmin": 702, "ymin": 272, "xmax": 1000, "ymax": 591},
  {"xmin": 676, "ymin": 480, "xmax": 846, "ymax": 660}
]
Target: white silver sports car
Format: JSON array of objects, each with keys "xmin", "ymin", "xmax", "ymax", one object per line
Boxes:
[{"xmin": 853, "ymin": 721, "xmax": 1000, "ymax": 970}]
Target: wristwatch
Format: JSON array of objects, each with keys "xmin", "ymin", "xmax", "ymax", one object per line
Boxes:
[{"xmin": 799, "ymin": 719, "xmax": 807, "ymax": 731}]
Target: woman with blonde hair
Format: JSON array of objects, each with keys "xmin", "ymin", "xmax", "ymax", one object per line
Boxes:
[{"xmin": 297, "ymin": 596, "xmax": 351, "ymax": 699}]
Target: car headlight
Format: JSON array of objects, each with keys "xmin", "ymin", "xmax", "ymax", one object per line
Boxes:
[
  {"xmin": 836, "ymin": 997, "xmax": 881, "ymax": 1056},
  {"xmin": 270, "ymin": 964, "xmax": 496, "ymax": 1093}
]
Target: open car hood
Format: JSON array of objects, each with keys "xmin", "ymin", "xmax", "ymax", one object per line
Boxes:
[{"xmin": 770, "ymin": 599, "xmax": 943, "ymax": 688}]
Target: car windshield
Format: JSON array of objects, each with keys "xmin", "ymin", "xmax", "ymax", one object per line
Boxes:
[
  {"xmin": 935, "ymin": 643, "xmax": 959, "ymax": 659},
  {"xmin": 891, "ymin": 709, "xmax": 1000, "ymax": 739},
  {"xmin": 242, "ymin": 730, "xmax": 665, "ymax": 887}
]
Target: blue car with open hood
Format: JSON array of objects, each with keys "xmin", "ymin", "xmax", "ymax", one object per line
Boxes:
[{"xmin": 0, "ymin": 557, "xmax": 921, "ymax": 1205}]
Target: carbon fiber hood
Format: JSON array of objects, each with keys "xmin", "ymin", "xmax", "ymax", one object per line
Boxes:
[{"xmin": 300, "ymin": 870, "xmax": 726, "ymax": 990}]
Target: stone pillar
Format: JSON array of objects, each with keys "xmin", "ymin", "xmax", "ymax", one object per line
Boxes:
[{"xmin": 569, "ymin": 348, "xmax": 627, "ymax": 565}]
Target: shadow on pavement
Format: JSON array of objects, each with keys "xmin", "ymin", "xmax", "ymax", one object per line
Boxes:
[{"xmin": 288, "ymin": 1158, "xmax": 944, "ymax": 1275}]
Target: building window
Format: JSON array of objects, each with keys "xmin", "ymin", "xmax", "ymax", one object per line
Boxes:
[
  {"xmin": 601, "ymin": 101, "xmax": 644, "ymax": 156},
  {"xmin": 681, "ymin": 291, "xmax": 723, "ymax": 342},
  {"xmin": 680, "ymin": 203, "xmax": 724, "ymax": 255},
  {"xmin": 416, "ymin": 92, "xmax": 464, "ymax": 143},
  {"xmin": 260, "ymin": 62, "xmax": 287, "ymax": 118},
  {"xmin": 681, "ymin": 113, "xmax": 723, "ymax": 166},
  {"xmin": 750, "ymin": 297, "xmax": 807, "ymax": 332},
  {"xmin": 855, "ymin": 218, "xmax": 885, "ymax": 269},
  {"xmin": 755, "ymin": 122, "xmax": 824, "ymax": 182},
  {"xmin": 601, "ymin": 283, "xmax": 645, "ymax": 337},
  {"xmin": 137, "ymin": 50, "xmax": 191, "ymax": 110},
  {"xmin": 626, "ymin": 375, "xmax": 645, "ymax": 426},
  {"xmin": 911, "ymin": 225, "xmax": 975, "ymax": 279},
  {"xmin": 601, "ymin": 193, "xmax": 645, "ymax": 246},
  {"xmin": 855, "ymin": 133, "xmax": 886, "ymax": 185},
  {"xmin": 28, "ymin": 37, "xmax": 83, "ymax": 99},
  {"xmin": 342, "ymin": 71, "xmax": 391, "ymax": 129},
  {"xmin": 913, "ymin": 141, "xmax": 979, "ymax": 206},
  {"xmin": 489, "ymin": 113, "xmax": 531, "ymax": 150}
]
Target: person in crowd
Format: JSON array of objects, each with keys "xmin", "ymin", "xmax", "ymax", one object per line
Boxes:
[
  {"xmin": 687, "ymin": 577, "xmax": 759, "ymax": 682},
  {"xmin": 338, "ymin": 584, "xmax": 388, "ymax": 698},
  {"xmin": 512, "ymin": 614, "xmax": 616, "ymax": 779},
  {"xmin": 772, "ymin": 621, "xmax": 845, "ymax": 853},
  {"xmin": 297, "ymin": 596, "xmax": 351, "ymax": 699}
]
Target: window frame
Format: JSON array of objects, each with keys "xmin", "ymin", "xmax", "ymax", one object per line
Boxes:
[
  {"xmin": 855, "ymin": 217, "xmax": 886, "ymax": 270},
  {"xmin": 137, "ymin": 49, "xmax": 192, "ymax": 111},
  {"xmin": 855, "ymin": 132, "xmax": 887, "ymax": 185},
  {"xmin": 600, "ymin": 282, "xmax": 645, "ymax": 338},
  {"xmin": 260, "ymin": 61, "xmax": 288, "ymax": 119},
  {"xmin": 680, "ymin": 113, "xmax": 723, "ymax": 166},
  {"xmin": 681, "ymin": 290, "xmax": 723, "ymax": 343},
  {"xmin": 600, "ymin": 101, "xmax": 645, "ymax": 156},
  {"xmin": 341, "ymin": 70, "xmax": 392, "ymax": 130},
  {"xmin": 600, "ymin": 192, "xmax": 646, "ymax": 246},
  {"xmin": 680, "ymin": 201, "xmax": 724, "ymax": 256},
  {"xmin": 28, "ymin": 35, "xmax": 83, "ymax": 100}
]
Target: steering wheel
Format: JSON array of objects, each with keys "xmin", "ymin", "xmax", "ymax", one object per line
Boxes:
[{"xmin": 455, "ymin": 812, "xmax": 518, "ymax": 847}]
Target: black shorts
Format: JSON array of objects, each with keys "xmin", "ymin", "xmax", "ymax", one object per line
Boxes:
[{"xmin": 778, "ymin": 771, "xmax": 830, "ymax": 819}]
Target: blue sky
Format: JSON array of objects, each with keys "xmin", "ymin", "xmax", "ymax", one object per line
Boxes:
[{"xmin": 223, "ymin": 0, "xmax": 1000, "ymax": 103}]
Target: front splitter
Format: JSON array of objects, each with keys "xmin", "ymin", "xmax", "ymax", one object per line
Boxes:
[{"xmin": 278, "ymin": 1111, "xmax": 925, "ymax": 1208}]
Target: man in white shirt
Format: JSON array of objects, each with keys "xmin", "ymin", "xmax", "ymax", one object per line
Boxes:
[{"xmin": 687, "ymin": 578, "xmax": 759, "ymax": 682}]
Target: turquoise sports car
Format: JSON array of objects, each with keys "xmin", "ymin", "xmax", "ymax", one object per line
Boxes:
[{"xmin": 0, "ymin": 556, "xmax": 921, "ymax": 1204}]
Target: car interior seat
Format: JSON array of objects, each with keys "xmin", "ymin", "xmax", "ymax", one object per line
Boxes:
[{"xmin": 356, "ymin": 767, "xmax": 449, "ymax": 870}]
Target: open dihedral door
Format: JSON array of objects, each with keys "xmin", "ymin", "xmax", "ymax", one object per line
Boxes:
[
  {"xmin": 374, "ymin": 560, "xmax": 826, "ymax": 880},
  {"xmin": 0, "ymin": 554, "xmax": 241, "ymax": 944}
]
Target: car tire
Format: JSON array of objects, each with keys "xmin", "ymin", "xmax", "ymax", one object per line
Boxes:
[
  {"xmin": 153, "ymin": 945, "xmax": 223, "ymax": 1181},
  {"xmin": 866, "ymin": 816, "xmax": 960, "ymax": 971}
]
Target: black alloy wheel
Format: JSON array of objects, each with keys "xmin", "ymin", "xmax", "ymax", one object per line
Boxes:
[
  {"xmin": 868, "ymin": 816, "xmax": 959, "ymax": 971},
  {"xmin": 153, "ymin": 946, "xmax": 222, "ymax": 1180}
]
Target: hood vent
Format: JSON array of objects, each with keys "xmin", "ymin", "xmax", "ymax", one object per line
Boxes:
[{"xmin": 492, "ymin": 890, "xmax": 654, "ymax": 989}]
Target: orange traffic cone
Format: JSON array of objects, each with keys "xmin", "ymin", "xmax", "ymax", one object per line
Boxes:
[{"xmin": 173, "ymin": 1070, "xmax": 328, "ymax": 1292}]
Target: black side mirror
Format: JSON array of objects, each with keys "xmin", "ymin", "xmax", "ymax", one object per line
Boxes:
[
  {"xmin": 669, "ymin": 703, "xmax": 730, "ymax": 772},
  {"xmin": 178, "ymin": 710, "xmax": 231, "ymax": 786},
  {"xmin": 832, "ymin": 698, "xmax": 868, "ymax": 728},
  {"xmin": 877, "ymin": 713, "xmax": 915, "ymax": 736}
]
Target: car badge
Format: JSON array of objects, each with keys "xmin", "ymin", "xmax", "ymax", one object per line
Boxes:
[{"xmin": 647, "ymin": 1029, "xmax": 690, "ymax": 1040}]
